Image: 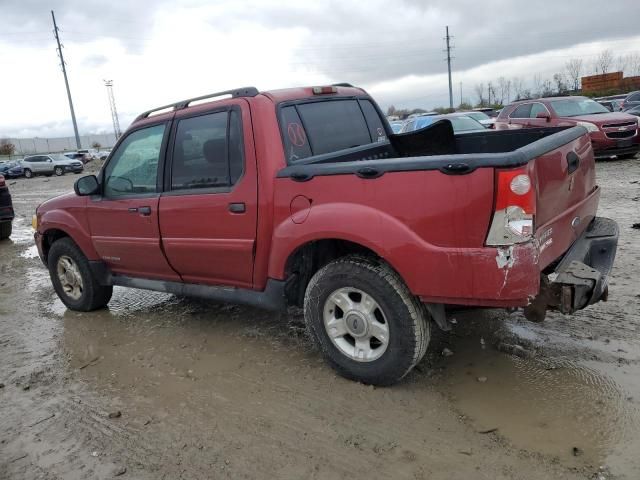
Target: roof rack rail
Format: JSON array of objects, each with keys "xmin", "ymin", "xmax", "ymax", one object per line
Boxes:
[
  {"xmin": 332, "ymin": 82, "xmax": 354, "ymax": 87},
  {"xmin": 135, "ymin": 86, "xmax": 259, "ymax": 121}
]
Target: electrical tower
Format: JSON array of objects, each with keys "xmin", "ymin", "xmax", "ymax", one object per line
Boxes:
[
  {"xmin": 51, "ymin": 10, "xmax": 81, "ymax": 150},
  {"xmin": 445, "ymin": 26, "xmax": 454, "ymax": 109},
  {"xmin": 104, "ymin": 80, "xmax": 122, "ymax": 139}
]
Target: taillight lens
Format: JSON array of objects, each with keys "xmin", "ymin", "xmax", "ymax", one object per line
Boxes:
[{"xmin": 486, "ymin": 167, "xmax": 536, "ymax": 246}]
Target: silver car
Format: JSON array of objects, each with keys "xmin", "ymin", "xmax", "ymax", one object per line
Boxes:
[{"xmin": 21, "ymin": 154, "xmax": 84, "ymax": 178}]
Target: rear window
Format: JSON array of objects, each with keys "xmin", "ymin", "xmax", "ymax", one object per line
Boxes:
[{"xmin": 280, "ymin": 98, "xmax": 387, "ymax": 163}]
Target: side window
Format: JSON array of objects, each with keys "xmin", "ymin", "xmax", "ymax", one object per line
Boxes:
[
  {"xmin": 170, "ymin": 109, "xmax": 244, "ymax": 191},
  {"xmin": 510, "ymin": 104, "xmax": 532, "ymax": 118},
  {"xmin": 296, "ymin": 100, "xmax": 371, "ymax": 156},
  {"xmin": 629, "ymin": 93, "xmax": 640, "ymax": 102},
  {"xmin": 280, "ymin": 106, "xmax": 313, "ymax": 163},
  {"xmin": 359, "ymin": 99, "xmax": 387, "ymax": 142},
  {"xmin": 104, "ymin": 124, "xmax": 165, "ymax": 197},
  {"xmin": 530, "ymin": 103, "xmax": 548, "ymax": 118}
]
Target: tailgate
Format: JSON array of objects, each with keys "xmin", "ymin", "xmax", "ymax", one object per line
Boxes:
[{"xmin": 532, "ymin": 130, "xmax": 598, "ymax": 269}]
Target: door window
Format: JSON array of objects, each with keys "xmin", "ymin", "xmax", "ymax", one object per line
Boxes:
[
  {"xmin": 103, "ymin": 124, "xmax": 165, "ymax": 197},
  {"xmin": 510, "ymin": 104, "xmax": 532, "ymax": 118},
  {"xmin": 529, "ymin": 103, "xmax": 549, "ymax": 118},
  {"xmin": 170, "ymin": 110, "xmax": 244, "ymax": 191}
]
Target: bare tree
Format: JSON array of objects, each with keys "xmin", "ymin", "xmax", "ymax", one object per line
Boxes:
[
  {"xmin": 487, "ymin": 81, "xmax": 496, "ymax": 105},
  {"xmin": 0, "ymin": 139, "xmax": 16, "ymax": 156},
  {"xmin": 565, "ymin": 58, "xmax": 583, "ymax": 91},
  {"xmin": 624, "ymin": 52, "xmax": 640, "ymax": 76},
  {"xmin": 532, "ymin": 74, "xmax": 543, "ymax": 98},
  {"xmin": 474, "ymin": 83, "xmax": 486, "ymax": 107},
  {"xmin": 497, "ymin": 77, "xmax": 509, "ymax": 105},
  {"xmin": 595, "ymin": 49, "xmax": 614, "ymax": 75},
  {"xmin": 511, "ymin": 77, "xmax": 525, "ymax": 100},
  {"xmin": 552, "ymin": 73, "xmax": 567, "ymax": 94},
  {"xmin": 616, "ymin": 55, "xmax": 629, "ymax": 74}
]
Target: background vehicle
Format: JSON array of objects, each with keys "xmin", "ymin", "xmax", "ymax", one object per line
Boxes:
[
  {"xmin": 462, "ymin": 110, "xmax": 495, "ymax": 128},
  {"xmin": 64, "ymin": 151, "xmax": 91, "ymax": 164},
  {"xmin": 0, "ymin": 161, "xmax": 24, "ymax": 178},
  {"xmin": 598, "ymin": 99, "xmax": 624, "ymax": 112},
  {"xmin": 621, "ymin": 90, "xmax": 640, "ymax": 111},
  {"xmin": 400, "ymin": 112, "xmax": 487, "ymax": 133},
  {"xmin": 21, "ymin": 154, "xmax": 84, "ymax": 178},
  {"xmin": 624, "ymin": 105, "xmax": 640, "ymax": 117},
  {"xmin": 495, "ymin": 96, "xmax": 640, "ymax": 159},
  {"xmin": 0, "ymin": 175, "xmax": 14, "ymax": 239},
  {"xmin": 34, "ymin": 85, "xmax": 618, "ymax": 386},
  {"xmin": 473, "ymin": 107, "xmax": 499, "ymax": 118},
  {"xmin": 389, "ymin": 120, "xmax": 405, "ymax": 133}
]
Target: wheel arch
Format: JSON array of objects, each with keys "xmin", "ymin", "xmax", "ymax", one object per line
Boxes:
[{"xmin": 39, "ymin": 210, "xmax": 99, "ymax": 263}]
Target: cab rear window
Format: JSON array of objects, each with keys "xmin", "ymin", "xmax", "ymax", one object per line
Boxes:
[{"xmin": 280, "ymin": 98, "xmax": 387, "ymax": 163}]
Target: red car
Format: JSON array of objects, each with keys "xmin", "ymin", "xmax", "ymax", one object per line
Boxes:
[
  {"xmin": 495, "ymin": 96, "xmax": 640, "ymax": 159},
  {"xmin": 33, "ymin": 85, "xmax": 618, "ymax": 385}
]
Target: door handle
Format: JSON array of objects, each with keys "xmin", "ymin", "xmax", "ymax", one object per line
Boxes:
[
  {"xmin": 129, "ymin": 206, "xmax": 152, "ymax": 216},
  {"xmin": 228, "ymin": 202, "xmax": 246, "ymax": 214}
]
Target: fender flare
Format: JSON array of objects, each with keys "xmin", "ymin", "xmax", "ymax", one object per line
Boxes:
[{"xmin": 40, "ymin": 209, "xmax": 99, "ymax": 260}]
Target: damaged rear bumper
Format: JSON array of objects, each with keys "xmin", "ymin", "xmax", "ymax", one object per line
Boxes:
[{"xmin": 525, "ymin": 217, "xmax": 618, "ymax": 321}]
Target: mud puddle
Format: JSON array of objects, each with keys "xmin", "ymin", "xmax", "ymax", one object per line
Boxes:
[{"xmin": 441, "ymin": 332, "xmax": 640, "ymax": 475}]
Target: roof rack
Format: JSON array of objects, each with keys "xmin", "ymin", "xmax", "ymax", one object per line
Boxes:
[{"xmin": 135, "ymin": 86, "xmax": 259, "ymax": 121}]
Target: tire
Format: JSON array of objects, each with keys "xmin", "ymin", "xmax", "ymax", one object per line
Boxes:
[
  {"xmin": 54, "ymin": 166, "xmax": 64, "ymax": 176},
  {"xmin": 47, "ymin": 237, "xmax": 113, "ymax": 311},
  {"xmin": 0, "ymin": 221, "xmax": 11, "ymax": 240},
  {"xmin": 24, "ymin": 169, "xmax": 33, "ymax": 178},
  {"xmin": 304, "ymin": 255, "xmax": 430, "ymax": 386}
]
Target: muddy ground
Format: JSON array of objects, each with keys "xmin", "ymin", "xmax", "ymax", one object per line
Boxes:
[{"xmin": 1, "ymin": 158, "xmax": 639, "ymax": 480}]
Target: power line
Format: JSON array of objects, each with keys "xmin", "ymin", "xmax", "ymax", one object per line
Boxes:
[
  {"xmin": 51, "ymin": 10, "xmax": 81, "ymax": 150},
  {"xmin": 445, "ymin": 26, "xmax": 454, "ymax": 109}
]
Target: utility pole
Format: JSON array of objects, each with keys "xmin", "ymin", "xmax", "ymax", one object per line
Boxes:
[
  {"xmin": 445, "ymin": 26, "xmax": 454, "ymax": 109},
  {"xmin": 51, "ymin": 10, "xmax": 81, "ymax": 150},
  {"xmin": 459, "ymin": 81, "xmax": 463, "ymax": 106},
  {"xmin": 104, "ymin": 80, "xmax": 122, "ymax": 139}
]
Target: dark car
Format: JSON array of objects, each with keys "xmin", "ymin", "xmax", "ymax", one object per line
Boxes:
[
  {"xmin": 400, "ymin": 112, "xmax": 487, "ymax": 133},
  {"xmin": 0, "ymin": 175, "xmax": 14, "ymax": 239},
  {"xmin": 621, "ymin": 91, "xmax": 640, "ymax": 111},
  {"xmin": 624, "ymin": 105, "xmax": 640, "ymax": 117},
  {"xmin": 598, "ymin": 99, "xmax": 624, "ymax": 112},
  {"xmin": 0, "ymin": 161, "xmax": 24, "ymax": 178},
  {"xmin": 495, "ymin": 96, "xmax": 640, "ymax": 159},
  {"xmin": 64, "ymin": 152, "xmax": 91, "ymax": 164}
]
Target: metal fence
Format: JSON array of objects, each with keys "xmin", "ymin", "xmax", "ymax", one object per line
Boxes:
[{"xmin": 3, "ymin": 133, "xmax": 117, "ymax": 156}]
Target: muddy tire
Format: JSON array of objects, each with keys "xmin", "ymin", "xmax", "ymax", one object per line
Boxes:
[
  {"xmin": 54, "ymin": 166, "xmax": 64, "ymax": 176},
  {"xmin": 24, "ymin": 169, "xmax": 33, "ymax": 178},
  {"xmin": 48, "ymin": 237, "xmax": 112, "ymax": 311},
  {"xmin": 304, "ymin": 255, "xmax": 430, "ymax": 386},
  {"xmin": 0, "ymin": 221, "xmax": 12, "ymax": 240}
]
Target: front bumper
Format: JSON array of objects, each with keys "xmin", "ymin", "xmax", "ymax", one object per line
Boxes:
[
  {"xmin": 66, "ymin": 165, "xmax": 84, "ymax": 173},
  {"xmin": 525, "ymin": 217, "xmax": 618, "ymax": 321},
  {"xmin": 592, "ymin": 135, "xmax": 640, "ymax": 159}
]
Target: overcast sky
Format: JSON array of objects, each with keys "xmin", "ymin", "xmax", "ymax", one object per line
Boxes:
[{"xmin": 1, "ymin": 0, "xmax": 639, "ymax": 138}]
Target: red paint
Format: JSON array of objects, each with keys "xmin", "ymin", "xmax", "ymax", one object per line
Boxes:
[{"xmin": 35, "ymin": 85, "xmax": 603, "ymax": 308}]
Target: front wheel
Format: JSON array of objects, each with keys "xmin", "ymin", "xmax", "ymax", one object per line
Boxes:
[
  {"xmin": 0, "ymin": 221, "xmax": 12, "ymax": 240},
  {"xmin": 304, "ymin": 256, "xmax": 430, "ymax": 386},
  {"xmin": 54, "ymin": 166, "xmax": 64, "ymax": 176},
  {"xmin": 48, "ymin": 237, "xmax": 113, "ymax": 311},
  {"xmin": 23, "ymin": 169, "xmax": 33, "ymax": 178}
]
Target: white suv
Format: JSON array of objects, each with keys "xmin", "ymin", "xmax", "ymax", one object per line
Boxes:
[{"xmin": 21, "ymin": 154, "xmax": 84, "ymax": 178}]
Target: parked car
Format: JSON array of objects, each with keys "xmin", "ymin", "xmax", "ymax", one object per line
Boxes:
[
  {"xmin": 0, "ymin": 160, "xmax": 24, "ymax": 178},
  {"xmin": 624, "ymin": 105, "xmax": 640, "ymax": 117},
  {"xmin": 21, "ymin": 154, "xmax": 84, "ymax": 178},
  {"xmin": 495, "ymin": 96, "xmax": 640, "ymax": 159},
  {"xmin": 461, "ymin": 110, "xmax": 495, "ymax": 128},
  {"xmin": 0, "ymin": 175, "xmax": 14, "ymax": 239},
  {"xmin": 473, "ymin": 107, "xmax": 499, "ymax": 118},
  {"xmin": 621, "ymin": 90, "xmax": 640, "ymax": 111},
  {"xmin": 598, "ymin": 99, "xmax": 624, "ymax": 112},
  {"xmin": 389, "ymin": 120, "xmax": 405, "ymax": 133},
  {"xmin": 64, "ymin": 151, "xmax": 91, "ymax": 164},
  {"xmin": 33, "ymin": 84, "xmax": 618, "ymax": 386},
  {"xmin": 400, "ymin": 112, "xmax": 487, "ymax": 133}
]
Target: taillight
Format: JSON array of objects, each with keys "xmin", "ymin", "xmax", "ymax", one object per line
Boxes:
[{"xmin": 486, "ymin": 167, "xmax": 535, "ymax": 246}]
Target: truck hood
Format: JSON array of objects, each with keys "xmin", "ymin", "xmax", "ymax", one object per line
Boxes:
[
  {"xmin": 37, "ymin": 192, "xmax": 80, "ymax": 214},
  {"xmin": 566, "ymin": 112, "xmax": 638, "ymax": 125}
]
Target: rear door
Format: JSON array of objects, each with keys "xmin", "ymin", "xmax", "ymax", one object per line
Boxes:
[
  {"xmin": 158, "ymin": 101, "xmax": 258, "ymax": 288},
  {"xmin": 86, "ymin": 122, "xmax": 180, "ymax": 280}
]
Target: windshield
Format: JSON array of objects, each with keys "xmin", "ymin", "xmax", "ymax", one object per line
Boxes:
[
  {"xmin": 51, "ymin": 154, "xmax": 71, "ymax": 162},
  {"xmin": 446, "ymin": 116, "xmax": 485, "ymax": 131},
  {"xmin": 550, "ymin": 98, "xmax": 609, "ymax": 117},
  {"xmin": 466, "ymin": 111, "xmax": 490, "ymax": 121},
  {"xmin": 390, "ymin": 121, "xmax": 404, "ymax": 133}
]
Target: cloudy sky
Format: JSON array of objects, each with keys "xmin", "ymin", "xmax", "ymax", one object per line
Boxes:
[{"xmin": 1, "ymin": 0, "xmax": 639, "ymax": 139}]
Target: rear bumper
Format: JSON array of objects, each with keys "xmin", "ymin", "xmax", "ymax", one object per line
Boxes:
[{"xmin": 525, "ymin": 217, "xmax": 618, "ymax": 321}]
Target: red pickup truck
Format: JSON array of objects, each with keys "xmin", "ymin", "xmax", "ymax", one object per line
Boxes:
[{"xmin": 33, "ymin": 85, "xmax": 618, "ymax": 385}]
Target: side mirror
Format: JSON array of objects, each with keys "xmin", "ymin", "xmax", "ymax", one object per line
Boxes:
[
  {"xmin": 74, "ymin": 175, "xmax": 100, "ymax": 196},
  {"xmin": 536, "ymin": 112, "xmax": 551, "ymax": 121}
]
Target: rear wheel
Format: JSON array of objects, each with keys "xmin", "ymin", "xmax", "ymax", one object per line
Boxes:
[
  {"xmin": 54, "ymin": 166, "xmax": 64, "ymax": 176},
  {"xmin": 23, "ymin": 169, "xmax": 33, "ymax": 178},
  {"xmin": 0, "ymin": 221, "xmax": 12, "ymax": 240},
  {"xmin": 304, "ymin": 256, "xmax": 430, "ymax": 386},
  {"xmin": 48, "ymin": 237, "xmax": 112, "ymax": 311}
]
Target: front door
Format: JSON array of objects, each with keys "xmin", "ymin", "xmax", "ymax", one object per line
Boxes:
[
  {"xmin": 158, "ymin": 103, "xmax": 258, "ymax": 288},
  {"xmin": 86, "ymin": 122, "xmax": 180, "ymax": 281}
]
